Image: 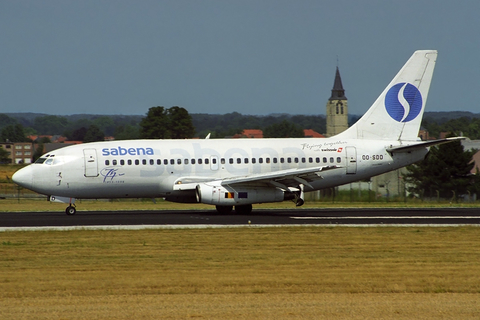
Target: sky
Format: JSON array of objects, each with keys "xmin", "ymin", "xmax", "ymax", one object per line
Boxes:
[{"xmin": 1, "ymin": 1, "xmax": 479, "ymax": 117}]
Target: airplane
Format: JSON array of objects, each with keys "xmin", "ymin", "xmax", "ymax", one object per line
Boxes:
[{"xmin": 12, "ymin": 50, "xmax": 463, "ymax": 215}]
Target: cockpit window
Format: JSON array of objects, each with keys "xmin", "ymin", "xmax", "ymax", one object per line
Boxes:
[
  {"xmin": 35, "ymin": 158, "xmax": 47, "ymax": 164},
  {"xmin": 45, "ymin": 158, "xmax": 54, "ymax": 165}
]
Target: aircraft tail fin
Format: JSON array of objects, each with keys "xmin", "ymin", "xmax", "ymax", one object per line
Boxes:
[{"xmin": 336, "ymin": 50, "xmax": 437, "ymax": 141}]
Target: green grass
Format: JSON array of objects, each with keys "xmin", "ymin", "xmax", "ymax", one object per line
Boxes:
[{"xmin": 1, "ymin": 227, "xmax": 480, "ymax": 319}]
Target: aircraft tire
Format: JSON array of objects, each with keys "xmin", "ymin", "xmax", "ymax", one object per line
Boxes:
[
  {"xmin": 66, "ymin": 206, "xmax": 76, "ymax": 215},
  {"xmin": 216, "ymin": 205, "xmax": 233, "ymax": 214},
  {"xmin": 235, "ymin": 204, "xmax": 252, "ymax": 214}
]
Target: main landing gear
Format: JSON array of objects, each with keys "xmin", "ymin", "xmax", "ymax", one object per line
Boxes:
[{"xmin": 66, "ymin": 204, "xmax": 76, "ymax": 215}]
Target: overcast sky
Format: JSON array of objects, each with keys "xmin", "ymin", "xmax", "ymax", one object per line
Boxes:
[{"xmin": 1, "ymin": 1, "xmax": 479, "ymax": 117}]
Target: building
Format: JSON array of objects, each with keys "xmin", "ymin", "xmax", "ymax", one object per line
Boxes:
[
  {"xmin": 0, "ymin": 142, "xmax": 33, "ymax": 164},
  {"xmin": 233, "ymin": 129, "xmax": 264, "ymax": 139},
  {"xmin": 303, "ymin": 129, "xmax": 325, "ymax": 138},
  {"xmin": 326, "ymin": 67, "xmax": 348, "ymax": 137}
]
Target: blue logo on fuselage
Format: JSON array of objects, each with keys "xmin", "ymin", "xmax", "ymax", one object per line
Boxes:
[
  {"xmin": 102, "ymin": 146, "xmax": 154, "ymax": 156},
  {"xmin": 384, "ymin": 83, "xmax": 422, "ymax": 122}
]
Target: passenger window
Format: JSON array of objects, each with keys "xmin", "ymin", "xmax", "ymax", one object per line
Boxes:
[
  {"xmin": 113, "ymin": 160, "xmax": 117, "ymax": 165},
  {"xmin": 252, "ymin": 158, "xmax": 256, "ymax": 164},
  {"xmin": 157, "ymin": 159, "xmax": 161, "ymax": 165},
  {"xmin": 259, "ymin": 158, "xmax": 263, "ymax": 164},
  {"xmin": 205, "ymin": 158, "xmax": 209, "ymax": 164},
  {"xmin": 177, "ymin": 159, "xmax": 181, "ymax": 165},
  {"xmin": 150, "ymin": 159, "xmax": 154, "ymax": 165},
  {"xmin": 323, "ymin": 157, "xmax": 327, "ymax": 163},
  {"xmin": 120, "ymin": 160, "xmax": 125, "ymax": 166},
  {"xmin": 191, "ymin": 159, "xmax": 196, "ymax": 165},
  {"xmin": 198, "ymin": 159, "xmax": 203, "ymax": 164},
  {"xmin": 244, "ymin": 158, "xmax": 248, "ymax": 164},
  {"xmin": 280, "ymin": 158, "xmax": 284, "ymax": 163},
  {"xmin": 316, "ymin": 157, "xmax": 321, "ymax": 163},
  {"xmin": 273, "ymin": 158, "xmax": 277, "ymax": 163},
  {"xmin": 302, "ymin": 158, "xmax": 306, "ymax": 163},
  {"xmin": 229, "ymin": 158, "xmax": 234, "ymax": 164},
  {"xmin": 287, "ymin": 158, "xmax": 292, "ymax": 163},
  {"xmin": 212, "ymin": 158, "xmax": 217, "ymax": 164},
  {"xmin": 221, "ymin": 158, "xmax": 225, "ymax": 164},
  {"xmin": 237, "ymin": 158, "xmax": 241, "ymax": 164},
  {"xmin": 294, "ymin": 158, "xmax": 299, "ymax": 163},
  {"xmin": 135, "ymin": 159, "xmax": 140, "ymax": 165},
  {"xmin": 337, "ymin": 157, "xmax": 341, "ymax": 163},
  {"xmin": 266, "ymin": 158, "xmax": 270, "ymax": 163},
  {"xmin": 170, "ymin": 159, "xmax": 174, "ymax": 165},
  {"xmin": 330, "ymin": 157, "xmax": 334, "ymax": 163},
  {"xmin": 105, "ymin": 160, "xmax": 110, "ymax": 166},
  {"xmin": 164, "ymin": 159, "xmax": 168, "ymax": 165},
  {"xmin": 185, "ymin": 159, "xmax": 189, "ymax": 165},
  {"xmin": 128, "ymin": 160, "xmax": 132, "ymax": 165},
  {"xmin": 309, "ymin": 157, "xmax": 313, "ymax": 163},
  {"xmin": 143, "ymin": 159, "xmax": 147, "ymax": 165}
]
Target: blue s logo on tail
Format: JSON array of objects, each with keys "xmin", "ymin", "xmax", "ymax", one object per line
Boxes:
[{"xmin": 385, "ymin": 83, "xmax": 423, "ymax": 122}]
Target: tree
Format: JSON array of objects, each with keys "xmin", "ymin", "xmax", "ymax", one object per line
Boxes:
[
  {"xmin": 33, "ymin": 115, "xmax": 69, "ymax": 135},
  {"xmin": 32, "ymin": 137, "xmax": 51, "ymax": 162},
  {"xmin": 167, "ymin": 106, "xmax": 195, "ymax": 139},
  {"xmin": 404, "ymin": 138, "xmax": 479, "ymax": 200},
  {"xmin": 140, "ymin": 106, "xmax": 170, "ymax": 139},
  {"xmin": 140, "ymin": 106, "xmax": 195, "ymax": 139},
  {"xmin": 114, "ymin": 124, "xmax": 140, "ymax": 140},
  {"xmin": 68, "ymin": 127, "xmax": 88, "ymax": 141},
  {"xmin": 83, "ymin": 125, "xmax": 105, "ymax": 143},
  {"xmin": 1, "ymin": 123, "xmax": 29, "ymax": 142},
  {"xmin": 93, "ymin": 116, "xmax": 116, "ymax": 136},
  {"xmin": 0, "ymin": 114, "xmax": 18, "ymax": 131},
  {"xmin": 0, "ymin": 146, "xmax": 10, "ymax": 164},
  {"xmin": 263, "ymin": 120, "xmax": 304, "ymax": 138}
]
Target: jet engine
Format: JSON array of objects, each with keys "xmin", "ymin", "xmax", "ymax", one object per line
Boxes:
[{"xmin": 195, "ymin": 182, "xmax": 284, "ymax": 205}]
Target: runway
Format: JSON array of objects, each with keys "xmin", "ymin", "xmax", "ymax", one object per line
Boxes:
[{"xmin": 1, "ymin": 207, "xmax": 480, "ymax": 230}]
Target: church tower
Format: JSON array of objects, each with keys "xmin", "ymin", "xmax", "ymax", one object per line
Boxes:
[{"xmin": 326, "ymin": 67, "xmax": 348, "ymax": 137}]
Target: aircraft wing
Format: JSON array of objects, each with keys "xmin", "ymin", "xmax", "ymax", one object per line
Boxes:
[
  {"xmin": 173, "ymin": 165, "xmax": 341, "ymax": 191},
  {"xmin": 386, "ymin": 137, "xmax": 465, "ymax": 154}
]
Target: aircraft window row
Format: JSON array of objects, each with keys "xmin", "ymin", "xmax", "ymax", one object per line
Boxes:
[{"xmin": 104, "ymin": 157, "xmax": 342, "ymax": 166}]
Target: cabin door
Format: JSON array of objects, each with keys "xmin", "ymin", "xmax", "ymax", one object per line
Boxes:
[
  {"xmin": 345, "ymin": 146, "xmax": 357, "ymax": 174},
  {"xmin": 83, "ymin": 148, "xmax": 99, "ymax": 177}
]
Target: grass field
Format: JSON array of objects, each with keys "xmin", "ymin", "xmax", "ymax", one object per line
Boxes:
[
  {"xmin": 2, "ymin": 165, "xmax": 480, "ymax": 318},
  {"xmin": 1, "ymin": 227, "xmax": 480, "ymax": 319}
]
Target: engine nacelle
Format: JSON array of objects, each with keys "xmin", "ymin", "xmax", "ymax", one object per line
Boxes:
[{"xmin": 195, "ymin": 183, "xmax": 284, "ymax": 205}]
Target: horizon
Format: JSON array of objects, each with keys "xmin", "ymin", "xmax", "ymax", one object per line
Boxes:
[{"xmin": 3, "ymin": 110, "xmax": 480, "ymax": 118}]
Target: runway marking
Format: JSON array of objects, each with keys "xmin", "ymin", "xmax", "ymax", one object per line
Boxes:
[{"xmin": 291, "ymin": 216, "xmax": 480, "ymax": 220}]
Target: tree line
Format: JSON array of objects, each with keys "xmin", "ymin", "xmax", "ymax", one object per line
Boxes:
[{"xmin": 1, "ymin": 108, "xmax": 331, "ymax": 142}]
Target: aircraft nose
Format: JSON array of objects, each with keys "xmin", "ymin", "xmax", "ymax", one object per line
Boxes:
[{"xmin": 12, "ymin": 166, "xmax": 33, "ymax": 189}]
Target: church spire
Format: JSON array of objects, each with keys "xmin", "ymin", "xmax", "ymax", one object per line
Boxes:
[
  {"xmin": 329, "ymin": 67, "xmax": 347, "ymax": 100},
  {"xmin": 325, "ymin": 65, "xmax": 348, "ymax": 137}
]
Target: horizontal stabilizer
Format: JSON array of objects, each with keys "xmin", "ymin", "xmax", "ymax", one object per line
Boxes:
[{"xmin": 386, "ymin": 137, "xmax": 466, "ymax": 153}]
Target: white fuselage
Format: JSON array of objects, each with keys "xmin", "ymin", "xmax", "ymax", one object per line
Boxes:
[{"xmin": 14, "ymin": 137, "xmax": 427, "ymax": 200}]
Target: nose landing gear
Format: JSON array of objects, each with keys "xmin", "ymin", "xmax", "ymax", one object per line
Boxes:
[{"xmin": 49, "ymin": 196, "xmax": 77, "ymax": 215}]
